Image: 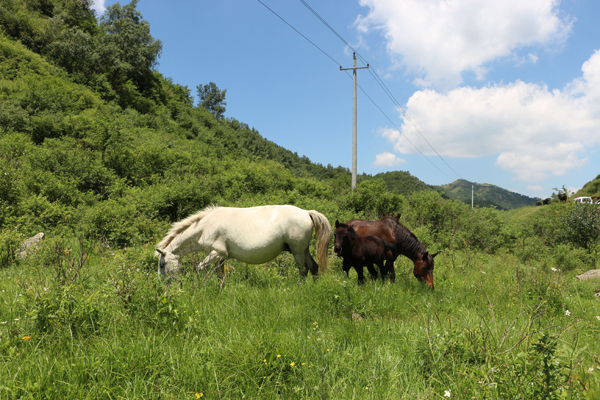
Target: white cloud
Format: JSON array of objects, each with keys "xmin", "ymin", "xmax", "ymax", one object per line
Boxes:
[
  {"xmin": 528, "ymin": 185, "xmax": 544, "ymax": 191},
  {"xmin": 528, "ymin": 53, "xmax": 540, "ymax": 63},
  {"xmin": 374, "ymin": 152, "xmax": 405, "ymax": 167},
  {"xmin": 381, "ymin": 50, "xmax": 600, "ymax": 182},
  {"xmin": 91, "ymin": 0, "xmax": 106, "ymax": 15},
  {"xmin": 356, "ymin": 0, "xmax": 573, "ymax": 89}
]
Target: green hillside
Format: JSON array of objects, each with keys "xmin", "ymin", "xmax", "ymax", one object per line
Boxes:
[
  {"xmin": 437, "ymin": 179, "xmax": 539, "ymax": 210},
  {"xmin": 576, "ymin": 174, "xmax": 600, "ymax": 198},
  {"xmin": 367, "ymin": 170, "xmax": 436, "ymax": 196},
  {"xmin": 0, "ymin": 0, "xmax": 411, "ymax": 241},
  {"xmin": 2, "ymin": 2, "xmax": 600, "ymax": 399}
]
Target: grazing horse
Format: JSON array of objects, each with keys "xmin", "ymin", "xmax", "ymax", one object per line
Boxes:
[
  {"xmin": 345, "ymin": 215, "xmax": 437, "ymax": 288},
  {"xmin": 558, "ymin": 193, "xmax": 567, "ymax": 202},
  {"xmin": 333, "ymin": 221, "xmax": 396, "ymax": 284},
  {"xmin": 155, "ymin": 205, "xmax": 331, "ymax": 278}
]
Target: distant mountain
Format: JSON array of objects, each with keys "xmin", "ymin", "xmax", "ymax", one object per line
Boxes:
[{"xmin": 437, "ymin": 179, "xmax": 540, "ymax": 210}]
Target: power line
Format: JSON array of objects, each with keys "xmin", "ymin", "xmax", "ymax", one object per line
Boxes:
[
  {"xmin": 296, "ymin": 0, "xmax": 463, "ymax": 180},
  {"xmin": 363, "ymin": 63, "xmax": 463, "ymax": 179},
  {"xmin": 343, "ymin": 70, "xmax": 454, "ymax": 181},
  {"xmin": 336, "ymin": 64, "xmax": 454, "ymax": 180},
  {"xmin": 256, "ymin": 0, "xmax": 341, "ymax": 66},
  {"xmin": 296, "ymin": 0, "xmax": 450, "ymax": 179},
  {"xmin": 299, "ymin": 0, "xmax": 353, "ymax": 50},
  {"xmin": 256, "ymin": 0, "xmax": 462, "ymax": 181}
]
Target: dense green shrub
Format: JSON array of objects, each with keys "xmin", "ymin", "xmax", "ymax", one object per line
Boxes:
[
  {"xmin": 458, "ymin": 207, "xmax": 506, "ymax": 253},
  {"xmin": 343, "ymin": 179, "xmax": 405, "ymax": 218},
  {"xmin": 405, "ymin": 190, "xmax": 465, "ymax": 236},
  {"xmin": 559, "ymin": 204, "xmax": 600, "ymax": 253},
  {"xmin": 0, "ymin": 228, "xmax": 23, "ymax": 268},
  {"xmin": 83, "ymin": 199, "xmax": 163, "ymax": 247}
]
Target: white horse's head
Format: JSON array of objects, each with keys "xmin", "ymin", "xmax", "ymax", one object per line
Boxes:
[{"xmin": 155, "ymin": 249, "xmax": 179, "ymax": 278}]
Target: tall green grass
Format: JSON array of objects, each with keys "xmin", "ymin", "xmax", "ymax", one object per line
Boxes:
[{"xmin": 1, "ymin": 239, "xmax": 599, "ymax": 399}]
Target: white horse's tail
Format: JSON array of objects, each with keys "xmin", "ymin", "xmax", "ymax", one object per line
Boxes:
[{"xmin": 308, "ymin": 210, "xmax": 331, "ymax": 274}]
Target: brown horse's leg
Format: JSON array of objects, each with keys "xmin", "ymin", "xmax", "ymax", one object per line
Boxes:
[
  {"xmin": 355, "ymin": 263, "xmax": 366, "ymax": 284},
  {"xmin": 377, "ymin": 260, "xmax": 388, "ymax": 281},
  {"xmin": 385, "ymin": 259, "xmax": 396, "ymax": 282},
  {"xmin": 366, "ymin": 262, "xmax": 378, "ymax": 280},
  {"xmin": 342, "ymin": 258, "xmax": 352, "ymax": 277},
  {"xmin": 385, "ymin": 254, "xmax": 398, "ymax": 283}
]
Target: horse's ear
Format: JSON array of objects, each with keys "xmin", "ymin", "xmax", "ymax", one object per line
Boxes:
[
  {"xmin": 431, "ymin": 252, "xmax": 439, "ymax": 259},
  {"xmin": 422, "ymin": 251, "xmax": 428, "ymax": 260},
  {"xmin": 395, "ymin": 213, "xmax": 400, "ymax": 221},
  {"xmin": 156, "ymin": 249, "xmax": 165, "ymax": 256},
  {"xmin": 335, "ymin": 220, "xmax": 340, "ymax": 228}
]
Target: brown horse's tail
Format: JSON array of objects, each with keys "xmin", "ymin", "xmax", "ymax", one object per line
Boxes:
[{"xmin": 308, "ymin": 210, "xmax": 331, "ymax": 274}]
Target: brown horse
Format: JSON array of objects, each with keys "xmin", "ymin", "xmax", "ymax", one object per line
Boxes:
[
  {"xmin": 345, "ymin": 215, "xmax": 437, "ymax": 288},
  {"xmin": 333, "ymin": 221, "xmax": 396, "ymax": 284}
]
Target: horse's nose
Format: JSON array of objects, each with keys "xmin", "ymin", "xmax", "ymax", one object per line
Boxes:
[
  {"xmin": 424, "ymin": 274, "xmax": 434, "ymax": 289},
  {"xmin": 333, "ymin": 245, "xmax": 341, "ymax": 255}
]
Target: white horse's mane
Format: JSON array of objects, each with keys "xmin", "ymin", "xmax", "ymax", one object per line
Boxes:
[{"xmin": 156, "ymin": 204, "xmax": 221, "ymax": 251}]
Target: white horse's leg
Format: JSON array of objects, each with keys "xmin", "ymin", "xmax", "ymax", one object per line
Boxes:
[
  {"xmin": 197, "ymin": 250, "xmax": 222, "ymax": 271},
  {"xmin": 304, "ymin": 248, "xmax": 319, "ymax": 276},
  {"xmin": 291, "ymin": 250, "xmax": 307, "ymax": 276},
  {"xmin": 291, "ymin": 247, "xmax": 319, "ymax": 276}
]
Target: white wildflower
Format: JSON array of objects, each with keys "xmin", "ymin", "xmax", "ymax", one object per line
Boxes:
[
  {"xmin": 444, "ymin": 390, "xmax": 451, "ymax": 397},
  {"xmin": 565, "ymin": 310, "xmax": 571, "ymax": 317}
]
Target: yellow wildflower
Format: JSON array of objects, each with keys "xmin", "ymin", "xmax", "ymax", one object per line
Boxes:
[{"xmin": 22, "ymin": 336, "xmax": 31, "ymax": 341}]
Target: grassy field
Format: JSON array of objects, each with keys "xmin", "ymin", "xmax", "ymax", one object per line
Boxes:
[{"xmin": 1, "ymin": 236, "xmax": 600, "ymax": 399}]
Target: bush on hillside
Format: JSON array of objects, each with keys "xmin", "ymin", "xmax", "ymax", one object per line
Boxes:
[
  {"xmin": 343, "ymin": 179, "xmax": 405, "ymax": 218},
  {"xmin": 559, "ymin": 204, "xmax": 600, "ymax": 253}
]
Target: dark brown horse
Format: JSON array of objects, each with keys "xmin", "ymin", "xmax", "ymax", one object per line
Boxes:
[
  {"xmin": 345, "ymin": 215, "xmax": 437, "ymax": 288},
  {"xmin": 558, "ymin": 193, "xmax": 567, "ymax": 202},
  {"xmin": 333, "ymin": 221, "xmax": 396, "ymax": 284}
]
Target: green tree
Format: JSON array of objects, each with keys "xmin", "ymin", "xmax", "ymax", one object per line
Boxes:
[
  {"xmin": 98, "ymin": 0, "xmax": 162, "ymax": 96},
  {"xmin": 197, "ymin": 82, "xmax": 227, "ymax": 120}
]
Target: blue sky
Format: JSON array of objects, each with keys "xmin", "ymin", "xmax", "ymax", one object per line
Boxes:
[{"xmin": 93, "ymin": 0, "xmax": 600, "ymax": 199}]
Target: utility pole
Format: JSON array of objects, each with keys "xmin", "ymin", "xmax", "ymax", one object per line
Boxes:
[
  {"xmin": 471, "ymin": 184, "xmax": 474, "ymax": 209},
  {"xmin": 340, "ymin": 52, "xmax": 369, "ymax": 191}
]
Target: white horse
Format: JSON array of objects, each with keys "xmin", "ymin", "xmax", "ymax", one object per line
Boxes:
[{"xmin": 155, "ymin": 205, "xmax": 331, "ymax": 277}]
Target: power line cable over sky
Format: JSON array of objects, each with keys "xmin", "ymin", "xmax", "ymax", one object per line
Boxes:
[{"xmin": 257, "ymin": 0, "xmax": 463, "ymax": 181}]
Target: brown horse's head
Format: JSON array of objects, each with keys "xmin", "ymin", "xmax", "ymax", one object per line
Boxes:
[
  {"xmin": 333, "ymin": 220, "xmax": 356, "ymax": 256},
  {"xmin": 413, "ymin": 251, "xmax": 437, "ymax": 289}
]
